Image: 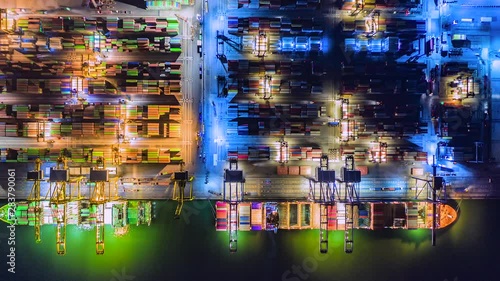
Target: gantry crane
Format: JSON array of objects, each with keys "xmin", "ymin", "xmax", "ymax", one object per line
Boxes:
[
  {"xmin": 278, "ymin": 137, "xmax": 289, "ymax": 164},
  {"xmin": 172, "ymin": 161, "xmax": 194, "ymax": 219},
  {"xmin": 68, "ymin": 174, "xmax": 86, "ymax": 200},
  {"xmin": 46, "ymin": 156, "xmax": 69, "ymax": 255},
  {"xmin": 412, "ymin": 156, "xmax": 445, "ymax": 246},
  {"xmin": 340, "ymin": 99, "xmax": 355, "ymax": 142},
  {"xmin": 254, "ymin": 30, "xmax": 268, "ymax": 57},
  {"xmin": 262, "ymin": 75, "xmax": 272, "ymax": 100},
  {"xmin": 223, "ymin": 158, "xmax": 245, "ymax": 253},
  {"xmin": 309, "ymin": 155, "xmax": 336, "ymax": 254},
  {"xmin": 89, "ymin": 157, "xmax": 110, "ymax": 255},
  {"xmin": 27, "ymin": 158, "xmax": 43, "ymax": 243},
  {"xmin": 341, "ymin": 155, "xmax": 361, "ymax": 254}
]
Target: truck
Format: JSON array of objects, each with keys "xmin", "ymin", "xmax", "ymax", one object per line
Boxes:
[{"xmin": 441, "ymin": 43, "xmax": 449, "ymax": 57}]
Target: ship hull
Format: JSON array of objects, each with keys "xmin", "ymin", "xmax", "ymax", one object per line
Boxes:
[
  {"xmin": 0, "ymin": 200, "xmax": 152, "ymax": 228},
  {"xmin": 215, "ymin": 201, "xmax": 458, "ymax": 231}
]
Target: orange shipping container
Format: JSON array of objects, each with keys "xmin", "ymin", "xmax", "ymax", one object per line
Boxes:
[
  {"xmin": 300, "ymin": 166, "xmax": 311, "ymax": 176},
  {"xmin": 277, "ymin": 165, "xmax": 288, "ymax": 175},
  {"xmin": 288, "ymin": 166, "xmax": 300, "ymax": 175}
]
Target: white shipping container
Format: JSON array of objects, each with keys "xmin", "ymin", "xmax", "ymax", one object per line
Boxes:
[
  {"xmin": 104, "ymin": 207, "xmax": 112, "ymax": 224},
  {"xmin": 337, "ymin": 202, "xmax": 346, "ymax": 212}
]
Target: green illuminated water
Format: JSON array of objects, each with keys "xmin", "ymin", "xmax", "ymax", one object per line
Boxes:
[{"xmin": 0, "ymin": 200, "xmax": 499, "ymax": 281}]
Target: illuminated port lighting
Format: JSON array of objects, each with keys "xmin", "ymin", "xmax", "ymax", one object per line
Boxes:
[
  {"xmin": 340, "ymin": 120, "xmax": 356, "ymax": 142},
  {"xmin": 275, "ymin": 140, "xmax": 289, "ymax": 164},
  {"xmin": 369, "ymin": 142, "xmax": 387, "ymax": 163},
  {"xmin": 254, "ymin": 31, "xmax": 268, "ymax": 57},
  {"xmin": 259, "ymin": 75, "xmax": 272, "ymax": 100}
]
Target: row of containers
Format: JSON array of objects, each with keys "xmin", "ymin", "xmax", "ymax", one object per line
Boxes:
[
  {"xmin": 120, "ymin": 148, "xmax": 182, "ymax": 163},
  {"xmin": 341, "ymin": 76, "xmax": 427, "ymax": 96},
  {"xmin": 241, "ymin": 35, "xmax": 322, "ymax": 53},
  {"xmin": 34, "ymin": 36, "xmax": 181, "ymax": 53},
  {"xmin": 0, "ymin": 61, "xmax": 85, "ymax": 85},
  {"xmin": 336, "ymin": 120, "xmax": 428, "ymax": 142},
  {"xmin": 0, "ymin": 147, "xmax": 182, "ymax": 164},
  {"xmin": 215, "ymin": 201, "xmax": 456, "ymax": 231},
  {"xmin": 228, "ymin": 17, "xmax": 323, "ymax": 35},
  {"xmin": 342, "ymin": 61, "xmax": 427, "ymax": 77},
  {"xmin": 344, "ymin": 37, "xmax": 401, "ymax": 54},
  {"xmin": 228, "ymin": 102, "xmax": 322, "ymax": 118},
  {"xmin": 227, "ymin": 77, "xmax": 322, "ymax": 96},
  {"xmin": 106, "ymin": 61, "xmax": 182, "ymax": 81},
  {"xmin": 341, "ymin": 18, "xmax": 425, "ymax": 34},
  {"xmin": 341, "ymin": 0, "xmax": 420, "ymax": 10},
  {"xmin": 227, "ymin": 146, "xmax": 322, "ymax": 161},
  {"xmin": 106, "ymin": 61, "xmax": 182, "ymax": 78},
  {"xmin": 89, "ymin": 79, "xmax": 181, "ymax": 95},
  {"xmin": 341, "ymin": 62, "xmax": 427, "ymax": 96},
  {"xmin": 1, "ymin": 58, "xmax": 182, "ymax": 93},
  {"xmin": 1, "ymin": 21, "xmax": 180, "ymax": 67},
  {"xmin": 341, "ymin": 145, "xmax": 428, "ymax": 163},
  {"xmin": 14, "ymin": 17, "xmax": 179, "ymax": 35},
  {"xmin": 225, "ymin": 144, "xmax": 427, "ymax": 164},
  {"xmin": 343, "ymin": 103, "xmax": 422, "ymax": 120},
  {"xmin": 228, "ymin": 120, "xmax": 322, "ymax": 136},
  {"xmin": 0, "ymin": 121, "xmax": 181, "ymax": 138},
  {"xmin": 228, "ymin": 59, "xmax": 316, "ymax": 76},
  {"xmin": 276, "ymin": 165, "xmax": 313, "ymax": 176},
  {"xmin": 228, "ymin": 0, "xmax": 321, "ymax": 9},
  {"xmin": 146, "ymin": 0, "xmax": 193, "ymax": 10},
  {"xmin": 8, "ymin": 200, "xmax": 151, "ymax": 229},
  {"xmin": 0, "ymin": 104, "xmax": 181, "ymax": 121},
  {"xmin": 0, "ymin": 59, "xmax": 89, "ymax": 81}
]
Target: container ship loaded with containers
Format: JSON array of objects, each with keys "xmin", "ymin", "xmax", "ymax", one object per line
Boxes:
[
  {"xmin": 0, "ymin": 200, "xmax": 152, "ymax": 234},
  {"xmin": 215, "ymin": 201, "xmax": 457, "ymax": 231}
]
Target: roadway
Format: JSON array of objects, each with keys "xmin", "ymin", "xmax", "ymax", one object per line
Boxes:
[{"xmin": 2, "ymin": 171, "xmax": 500, "ymax": 201}]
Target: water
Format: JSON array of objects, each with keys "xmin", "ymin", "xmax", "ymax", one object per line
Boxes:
[{"xmin": 0, "ymin": 200, "xmax": 499, "ymax": 281}]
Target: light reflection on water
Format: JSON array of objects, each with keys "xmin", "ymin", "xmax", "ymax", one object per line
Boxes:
[{"xmin": 0, "ymin": 200, "xmax": 498, "ymax": 281}]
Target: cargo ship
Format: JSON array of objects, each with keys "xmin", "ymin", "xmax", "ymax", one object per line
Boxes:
[
  {"xmin": 0, "ymin": 200, "xmax": 152, "ymax": 235},
  {"xmin": 215, "ymin": 201, "xmax": 458, "ymax": 231}
]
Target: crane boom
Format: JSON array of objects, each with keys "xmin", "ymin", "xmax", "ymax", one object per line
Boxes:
[
  {"xmin": 173, "ymin": 162, "xmax": 193, "ymax": 219},
  {"xmin": 90, "ymin": 157, "xmax": 108, "ymax": 255},
  {"xmin": 55, "ymin": 204, "xmax": 66, "ymax": 255},
  {"xmin": 313, "ymin": 155, "xmax": 336, "ymax": 254},
  {"xmin": 47, "ymin": 156, "xmax": 69, "ymax": 255},
  {"xmin": 95, "ymin": 204, "xmax": 105, "ymax": 255},
  {"xmin": 343, "ymin": 155, "xmax": 359, "ymax": 254},
  {"xmin": 28, "ymin": 158, "xmax": 43, "ymax": 243}
]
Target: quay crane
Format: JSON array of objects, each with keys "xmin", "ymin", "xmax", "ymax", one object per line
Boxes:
[
  {"xmin": 89, "ymin": 157, "xmax": 110, "ymax": 255},
  {"xmin": 310, "ymin": 155, "xmax": 336, "ymax": 254},
  {"xmin": 45, "ymin": 156, "xmax": 69, "ymax": 255},
  {"xmin": 27, "ymin": 158, "xmax": 43, "ymax": 244},
  {"xmin": 412, "ymin": 156, "xmax": 445, "ymax": 246},
  {"xmin": 254, "ymin": 30, "xmax": 268, "ymax": 58},
  {"xmin": 340, "ymin": 155, "xmax": 361, "ymax": 254},
  {"xmin": 223, "ymin": 158, "xmax": 245, "ymax": 253},
  {"xmin": 172, "ymin": 161, "xmax": 194, "ymax": 219}
]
